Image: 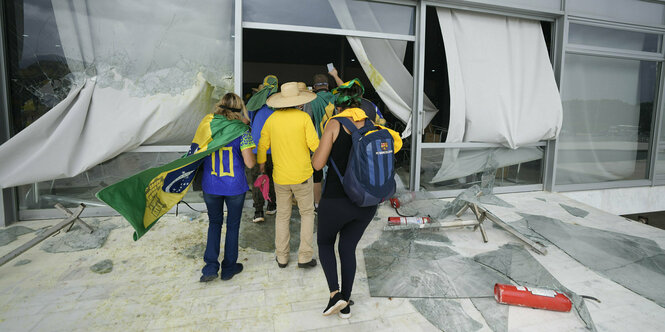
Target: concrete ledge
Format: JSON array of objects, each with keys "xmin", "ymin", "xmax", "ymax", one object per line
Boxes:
[{"xmin": 562, "ymin": 185, "xmax": 665, "ymax": 215}]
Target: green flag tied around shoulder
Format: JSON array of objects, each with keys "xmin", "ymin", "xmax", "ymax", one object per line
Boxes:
[
  {"xmin": 309, "ymin": 90, "xmax": 336, "ymax": 138},
  {"xmin": 97, "ymin": 114, "xmax": 248, "ymax": 240},
  {"xmin": 246, "ymin": 75, "xmax": 278, "ymax": 112}
]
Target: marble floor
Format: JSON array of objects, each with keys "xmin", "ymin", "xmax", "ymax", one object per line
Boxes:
[{"xmin": 0, "ymin": 191, "xmax": 664, "ymax": 331}]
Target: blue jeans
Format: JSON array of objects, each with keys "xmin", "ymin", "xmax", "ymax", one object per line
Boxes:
[{"xmin": 202, "ymin": 192, "xmax": 246, "ymax": 278}]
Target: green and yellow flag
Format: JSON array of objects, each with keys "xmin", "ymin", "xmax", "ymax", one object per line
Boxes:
[{"xmin": 97, "ymin": 114, "xmax": 248, "ymax": 240}]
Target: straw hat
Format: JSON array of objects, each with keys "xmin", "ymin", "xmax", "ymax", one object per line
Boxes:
[
  {"xmin": 267, "ymin": 82, "xmax": 316, "ymax": 108},
  {"xmin": 297, "ymin": 82, "xmax": 308, "ymax": 91}
]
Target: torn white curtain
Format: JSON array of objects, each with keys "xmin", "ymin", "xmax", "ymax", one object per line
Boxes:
[
  {"xmin": 432, "ymin": 9, "xmax": 561, "ymax": 183},
  {"xmin": 329, "ymin": 0, "xmax": 438, "ymax": 138},
  {"xmin": 428, "ymin": 147, "xmax": 543, "ymax": 183},
  {"xmin": 438, "ymin": 8, "xmax": 562, "ymax": 146},
  {"xmin": 0, "ymin": 0, "xmax": 233, "ymax": 188},
  {"xmin": 0, "ymin": 76, "xmax": 213, "ymax": 188}
]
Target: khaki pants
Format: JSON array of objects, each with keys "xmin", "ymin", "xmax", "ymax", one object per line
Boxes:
[{"xmin": 274, "ymin": 177, "xmax": 315, "ymax": 264}]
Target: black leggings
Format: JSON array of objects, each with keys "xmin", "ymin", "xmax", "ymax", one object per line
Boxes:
[{"xmin": 317, "ymin": 197, "xmax": 377, "ymax": 301}]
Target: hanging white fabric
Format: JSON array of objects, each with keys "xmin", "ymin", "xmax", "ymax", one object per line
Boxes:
[
  {"xmin": 0, "ymin": 0, "xmax": 234, "ymax": 188},
  {"xmin": 438, "ymin": 8, "xmax": 562, "ymax": 147},
  {"xmin": 432, "ymin": 8, "xmax": 561, "ymax": 183},
  {"xmin": 0, "ymin": 76, "xmax": 213, "ymax": 188},
  {"xmin": 430, "ymin": 147, "xmax": 544, "ymax": 183},
  {"xmin": 328, "ymin": 0, "xmax": 438, "ymax": 138}
]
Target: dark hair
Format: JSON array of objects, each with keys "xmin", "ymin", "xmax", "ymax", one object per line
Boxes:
[
  {"xmin": 312, "ymin": 74, "xmax": 329, "ymax": 91},
  {"xmin": 335, "ymin": 84, "xmax": 363, "ymax": 109}
]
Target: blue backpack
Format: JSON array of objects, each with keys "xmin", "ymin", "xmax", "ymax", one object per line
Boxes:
[{"xmin": 330, "ymin": 117, "xmax": 396, "ymax": 207}]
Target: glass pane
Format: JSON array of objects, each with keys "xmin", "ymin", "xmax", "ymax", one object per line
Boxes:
[
  {"xmin": 5, "ymin": 0, "xmax": 235, "ymax": 143},
  {"xmin": 568, "ymin": 0, "xmax": 665, "ymax": 26},
  {"xmin": 420, "ymin": 147, "xmax": 543, "ymax": 191},
  {"xmin": 657, "ymin": 104, "xmax": 665, "ymax": 179},
  {"xmin": 657, "ymin": 147, "xmax": 665, "ymax": 180},
  {"xmin": 452, "ymin": 0, "xmax": 561, "ymax": 11},
  {"xmin": 556, "ymin": 54, "xmax": 658, "ymax": 185},
  {"xmin": 569, "ymin": 23, "xmax": 662, "ymax": 53},
  {"xmin": 5, "ymin": 0, "xmax": 72, "ymax": 134},
  {"xmin": 17, "ymin": 152, "xmax": 204, "ymax": 210},
  {"xmin": 243, "ymin": 0, "xmax": 415, "ymax": 35}
]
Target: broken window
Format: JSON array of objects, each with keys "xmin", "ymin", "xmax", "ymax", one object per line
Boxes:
[{"xmin": 2, "ymin": 0, "xmax": 235, "ymax": 210}]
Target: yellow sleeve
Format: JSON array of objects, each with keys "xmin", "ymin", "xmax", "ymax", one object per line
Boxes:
[
  {"xmin": 257, "ymin": 118, "xmax": 271, "ymax": 164},
  {"xmin": 320, "ymin": 102, "xmax": 336, "ymax": 133},
  {"xmin": 305, "ymin": 115, "xmax": 320, "ymax": 152}
]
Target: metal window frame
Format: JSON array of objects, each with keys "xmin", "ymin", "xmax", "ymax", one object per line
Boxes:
[
  {"xmin": 425, "ymin": 184, "xmax": 545, "ymax": 199},
  {"xmin": 1, "ymin": 1, "xmax": 18, "ymax": 226},
  {"xmin": 647, "ymin": 61, "xmax": 665, "ymax": 186},
  {"xmin": 418, "ymin": 143, "xmax": 547, "ymax": 197},
  {"xmin": 544, "ymin": 14, "xmax": 566, "ymax": 191},
  {"xmin": 241, "ymin": 22, "xmax": 416, "ymax": 41},
  {"xmin": 650, "ymin": 57, "xmax": 665, "ymax": 184},
  {"xmin": 555, "ymin": 179, "xmax": 654, "ymax": 192},
  {"xmin": 554, "ymin": 14, "xmax": 665, "ymax": 193},
  {"xmin": 410, "ymin": 0, "xmax": 426, "ymax": 191},
  {"xmin": 423, "ymin": 0, "xmax": 562, "ymax": 22},
  {"xmin": 416, "ymin": 1, "xmax": 558, "ymax": 197},
  {"xmin": 568, "ymin": 15, "xmax": 665, "ymax": 35},
  {"xmin": 564, "ymin": 11, "xmax": 665, "ymax": 32},
  {"xmin": 18, "ymin": 203, "xmax": 208, "ymax": 221},
  {"xmin": 367, "ymin": 0, "xmax": 418, "ymax": 6},
  {"xmin": 420, "ymin": 142, "xmax": 547, "ymax": 149},
  {"xmin": 566, "ymin": 45, "xmax": 664, "ymax": 62},
  {"xmin": 235, "ymin": 0, "xmax": 243, "ymax": 95}
]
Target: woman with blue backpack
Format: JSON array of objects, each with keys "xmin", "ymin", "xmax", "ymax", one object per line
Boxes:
[{"xmin": 312, "ymin": 79, "xmax": 402, "ymax": 318}]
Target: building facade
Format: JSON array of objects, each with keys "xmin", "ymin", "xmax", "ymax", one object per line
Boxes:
[{"xmin": 2, "ymin": 0, "xmax": 665, "ymax": 225}]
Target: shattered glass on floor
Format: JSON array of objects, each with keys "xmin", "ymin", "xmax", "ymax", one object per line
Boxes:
[
  {"xmin": 559, "ymin": 203, "xmax": 590, "ymax": 218},
  {"xmin": 410, "ymin": 299, "xmax": 485, "ymax": 332},
  {"xmin": 364, "ymin": 227, "xmax": 597, "ymax": 331},
  {"xmin": 0, "ymin": 226, "xmax": 34, "ymax": 246},
  {"xmin": 518, "ymin": 213, "xmax": 665, "ymax": 309},
  {"xmin": 364, "ymin": 229, "xmax": 510, "ymax": 298},
  {"xmin": 239, "ymin": 207, "xmax": 318, "ymax": 253},
  {"xmin": 40, "ymin": 218, "xmax": 123, "ymax": 253}
]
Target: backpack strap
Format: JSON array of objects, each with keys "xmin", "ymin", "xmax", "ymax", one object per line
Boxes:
[
  {"xmin": 328, "ymin": 117, "xmax": 377, "ymax": 182},
  {"xmin": 334, "ymin": 117, "xmax": 375, "ymax": 140},
  {"xmin": 328, "ymin": 117, "xmax": 350, "ymax": 182}
]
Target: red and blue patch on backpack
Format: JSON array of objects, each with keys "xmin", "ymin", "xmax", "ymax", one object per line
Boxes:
[{"xmin": 330, "ymin": 118, "xmax": 396, "ymax": 207}]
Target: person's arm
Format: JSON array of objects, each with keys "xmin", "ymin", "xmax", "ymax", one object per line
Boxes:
[
  {"xmin": 242, "ymin": 148, "xmax": 256, "ymax": 168},
  {"xmin": 257, "ymin": 119, "xmax": 271, "ymax": 172},
  {"xmin": 329, "ymin": 68, "xmax": 344, "ymax": 87},
  {"xmin": 312, "ymin": 119, "xmax": 340, "ymax": 170},
  {"xmin": 305, "ymin": 115, "xmax": 320, "ymax": 152}
]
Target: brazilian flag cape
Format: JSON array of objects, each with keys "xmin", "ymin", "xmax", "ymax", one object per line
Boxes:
[
  {"xmin": 310, "ymin": 91, "xmax": 336, "ymax": 138},
  {"xmin": 97, "ymin": 114, "xmax": 248, "ymax": 240}
]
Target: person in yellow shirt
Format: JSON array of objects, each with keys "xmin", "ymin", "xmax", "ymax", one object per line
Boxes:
[{"xmin": 257, "ymin": 82, "xmax": 320, "ymax": 269}]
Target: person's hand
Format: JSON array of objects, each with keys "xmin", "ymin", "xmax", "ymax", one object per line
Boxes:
[
  {"xmin": 328, "ymin": 68, "xmax": 338, "ymax": 78},
  {"xmin": 259, "ymin": 163, "xmax": 265, "ymax": 173}
]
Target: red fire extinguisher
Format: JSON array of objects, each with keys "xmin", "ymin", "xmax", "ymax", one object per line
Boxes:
[
  {"xmin": 494, "ymin": 283, "xmax": 572, "ymax": 312},
  {"xmin": 387, "ymin": 216, "xmax": 432, "ymax": 226}
]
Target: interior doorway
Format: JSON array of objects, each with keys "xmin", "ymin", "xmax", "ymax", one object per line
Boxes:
[{"xmin": 242, "ymin": 28, "xmax": 414, "ymax": 174}]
